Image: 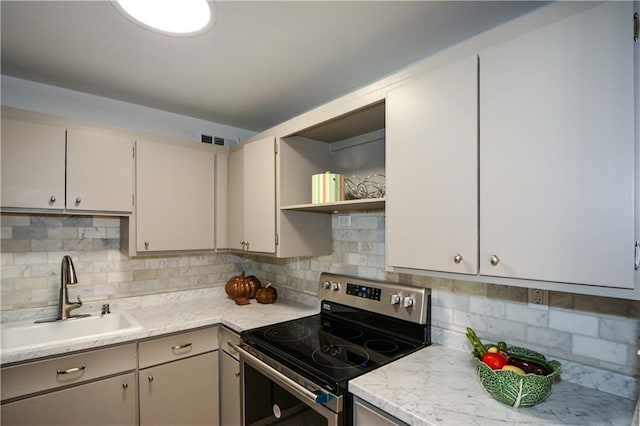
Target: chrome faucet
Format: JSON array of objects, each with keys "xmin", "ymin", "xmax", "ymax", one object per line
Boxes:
[{"xmin": 57, "ymin": 255, "xmax": 88, "ymax": 320}]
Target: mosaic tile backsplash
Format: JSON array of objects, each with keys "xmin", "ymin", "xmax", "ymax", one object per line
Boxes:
[{"xmin": 1, "ymin": 212, "xmax": 638, "ymax": 399}]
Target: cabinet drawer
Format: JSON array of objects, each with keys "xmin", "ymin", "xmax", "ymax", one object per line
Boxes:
[
  {"xmin": 139, "ymin": 326, "xmax": 218, "ymax": 369},
  {"xmin": 1, "ymin": 343, "xmax": 137, "ymax": 401},
  {"xmin": 219, "ymin": 326, "xmax": 241, "ymax": 360}
]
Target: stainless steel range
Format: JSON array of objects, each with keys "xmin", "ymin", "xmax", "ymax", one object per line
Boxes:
[{"xmin": 234, "ymin": 273, "xmax": 431, "ymax": 426}]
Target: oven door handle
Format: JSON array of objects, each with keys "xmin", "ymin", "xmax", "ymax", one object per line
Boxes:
[{"xmin": 231, "ymin": 342, "xmax": 336, "ymax": 405}]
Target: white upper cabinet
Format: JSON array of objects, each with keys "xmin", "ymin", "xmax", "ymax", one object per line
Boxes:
[
  {"xmin": 228, "ymin": 136, "xmax": 276, "ymax": 254},
  {"xmin": 1, "ymin": 116, "xmax": 134, "ymax": 213},
  {"xmin": 386, "ymin": 55, "xmax": 478, "ymax": 275},
  {"xmin": 479, "ymin": 2, "xmax": 635, "ymax": 288},
  {"xmin": 66, "ymin": 129, "xmax": 133, "ymax": 212},
  {"xmin": 1, "ymin": 118, "xmax": 66, "ymax": 210},
  {"xmin": 135, "ymin": 139, "xmax": 216, "ymax": 252},
  {"xmin": 386, "ymin": 2, "xmax": 637, "ymax": 295}
]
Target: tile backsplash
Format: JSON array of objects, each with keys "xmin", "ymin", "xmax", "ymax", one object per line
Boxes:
[{"xmin": 1, "ymin": 211, "xmax": 639, "ymax": 399}]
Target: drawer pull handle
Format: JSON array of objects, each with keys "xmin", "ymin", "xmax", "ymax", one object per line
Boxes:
[
  {"xmin": 57, "ymin": 365, "xmax": 86, "ymax": 375},
  {"xmin": 171, "ymin": 341, "xmax": 192, "ymax": 351},
  {"xmin": 227, "ymin": 340, "xmax": 238, "ymax": 353},
  {"xmin": 123, "ymin": 382, "xmax": 129, "ymax": 389}
]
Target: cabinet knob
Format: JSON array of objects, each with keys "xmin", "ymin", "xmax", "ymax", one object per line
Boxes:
[
  {"xmin": 453, "ymin": 254, "xmax": 463, "ymax": 264},
  {"xmin": 75, "ymin": 197, "xmax": 82, "ymax": 205},
  {"xmin": 122, "ymin": 382, "xmax": 128, "ymax": 389},
  {"xmin": 49, "ymin": 195, "xmax": 56, "ymax": 203},
  {"xmin": 234, "ymin": 371, "xmax": 240, "ymax": 377},
  {"xmin": 490, "ymin": 255, "xmax": 500, "ymax": 266},
  {"xmin": 144, "ymin": 241, "xmax": 149, "ymax": 249},
  {"xmin": 148, "ymin": 376, "xmax": 154, "ymax": 383}
]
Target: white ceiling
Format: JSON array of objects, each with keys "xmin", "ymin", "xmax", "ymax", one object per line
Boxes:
[{"xmin": 1, "ymin": 1, "xmax": 546, "ymax": 132}]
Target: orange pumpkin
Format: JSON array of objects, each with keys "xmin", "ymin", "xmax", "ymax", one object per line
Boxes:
[
  {"xmin": 255, "ymin": 283, "xmax": 277, "ymax": 304},
  {"xmin": 225, "ymin": 272, "xmax": 261, "ymax": 299}
]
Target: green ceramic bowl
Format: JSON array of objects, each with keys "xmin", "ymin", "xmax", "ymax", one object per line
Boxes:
[{"xmin": 474, "ymin": 345, "xmax": 562, "ymax": 407}]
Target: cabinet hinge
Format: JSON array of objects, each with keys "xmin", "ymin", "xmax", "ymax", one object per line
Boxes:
[
  {"xmin": 274, "ymin": 140, "xmax": 278, "ymax": 154},
  {"xmin": 635, "ymin": 241, "xmax": 639, "ymax": 270},
  {"xmin": 275, "ymin": 234, "xmax": 279, "ymax": 245},
  {"xmin": 635, "ymin": 13, "xmax": 639, "ymax": 42}
]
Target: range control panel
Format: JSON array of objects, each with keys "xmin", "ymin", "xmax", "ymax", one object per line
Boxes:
[
  {"xmin": 346, "ymin": 283, "xmax": 382, "ymax": 301},
  {"xmin": 318, "ymin": 272, "xmax": 430, "ymax": 325}
]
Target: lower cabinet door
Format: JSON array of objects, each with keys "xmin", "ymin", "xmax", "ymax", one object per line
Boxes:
[
  {"xmin": 140, "ymin": 351, "xmax": 219, "ymax": 426},
  {"xmin": 0, "ymin": 372, "xmax": 136, "ymax": 426},
  {"xmin": 220, "ymin": 351, "xmax": 241, "ymax": 426}
]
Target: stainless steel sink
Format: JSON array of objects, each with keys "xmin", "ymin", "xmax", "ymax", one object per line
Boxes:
[{"xmin": 1, "ymin": 312, "xmax": 142, "ymax": 349}]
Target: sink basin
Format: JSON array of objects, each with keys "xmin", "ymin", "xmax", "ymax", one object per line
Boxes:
[{"xmin": 1, "ymin": 312, "xmax": 142, "ymax": 350}]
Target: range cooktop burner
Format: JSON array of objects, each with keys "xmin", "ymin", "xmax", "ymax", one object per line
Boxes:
[
  {"xmin": 312, "ymin": 345, "xmax": 371, "ymax": 369},
  {"xmin": 364, "ymin": 339, "xmax": 399, "ymax": 353},
  {"xmin": 263, "ymin": 325, "xmax": 312, "ymax": 342},
  {"xmin": 329, "ymin": 327, "xmax": 364, "ymax": 339}
]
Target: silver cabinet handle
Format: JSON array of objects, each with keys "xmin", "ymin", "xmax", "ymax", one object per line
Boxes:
[
  {"xmin": 171, "ymin": 341, "xmax": 192, "ymax": 351},
  {"xmin": 227, "ymin": 340, "xmax": 238, "ymax": 354},
  {"xmin": 57, "ymin": 365, "xmax": 86, "ymax": 375},
  {"xmin": 75, "ymin": 197, "xmax": 82, "ymax": 205},
  {"xmin": 49, "ymin": 195, "xmax": 56, "ymax": 203},
  {"xmin": 122, "ymin": 382, "xmax": 129, "ymax": 389},
  {"xmin": 148, "ymin": 376, "xmax": 154, "ymax": 383},
  {"xmin": 490, "ymin": 255, "xmax": 500, "ymax": 266},
  {"xmin": 144, "ymin": 241, "xmax": 149, "ymax": 249},
  {"xmin": 453, "ymin": 254, "xmax": 463, "ymax": 264}
]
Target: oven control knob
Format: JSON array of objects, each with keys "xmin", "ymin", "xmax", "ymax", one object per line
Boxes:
[
  {"xmin": 331, "ymin": 282, "xmax": 341, "ymax": 291},
  {"xmin": 390, "ymin": 294, "xmax": 401, "ymax": 305},
  {"xmin": 402, "ymin": 297, "xmax": 415, "ymax": 308},
  {"xmin": 322, "ymin": 281, "xmax": 331, "ymax": 290}
]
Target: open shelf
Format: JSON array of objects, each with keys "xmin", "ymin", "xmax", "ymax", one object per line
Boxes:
[{"xmin": 280, "ymin": 198, "xmax": 385, "ymax": 213}]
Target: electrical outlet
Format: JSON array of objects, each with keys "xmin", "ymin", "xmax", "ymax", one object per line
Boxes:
[
  {"xmin": 337, "ymin": 215, "xmax": 351, "ymax": 227},
  {"xmin": 528, "ymin": 288, "xmax": 549, "ymax": 310}
]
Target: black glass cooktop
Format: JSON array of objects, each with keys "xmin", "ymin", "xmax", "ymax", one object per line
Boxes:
[{"xmin": 241, "ymin": 301, "xmax": 430, "ymax": 391}]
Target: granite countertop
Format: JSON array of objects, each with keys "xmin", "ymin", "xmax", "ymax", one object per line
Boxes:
[
  {"xmin": 0, "ymin": 287, "xmax": 318, "ymax": 365},
  {"xmin": 350, "ymin": 345, "xmax": 637, "ymax": 426}
]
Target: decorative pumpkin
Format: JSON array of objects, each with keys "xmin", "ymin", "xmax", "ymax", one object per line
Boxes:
[
  {"xmin": 246, "ymin": 275, "xmax": 262, "ymax": 296},
  {"xmin": 225, "ymin": 272, "xmax": 261, "ymax": 299},
  {"xmin": 255, "ymin": 283, "xmax": 277, "ymax": 304}
]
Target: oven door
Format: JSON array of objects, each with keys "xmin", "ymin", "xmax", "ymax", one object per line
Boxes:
[{"xmin": 234, "ymin": 343, "xmax": 342, "ymax": 426}]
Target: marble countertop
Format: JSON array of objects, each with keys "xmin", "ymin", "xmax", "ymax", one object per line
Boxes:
[
  {"xmin": 350, "ymin": 345, "xmax": 637, "ymax": 426},
  {"xmin": 0, "ymin": 287, "xmax": 318, "ymax": 365},
  {"xmin": 3, "ymin": 288, "xmax": 637, "ymax": 425}
]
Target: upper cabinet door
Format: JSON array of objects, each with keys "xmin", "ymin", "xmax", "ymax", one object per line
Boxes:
[
  {"xmin": 227, "ymin": 147, "xmax": 244, "ymax": 251},
  {"xmin": 243, "ymin": 136, "xmax": 276, "ymax": 254},
  {"xmin": 1, "ymin": 118, "xmax": 65, "ymax": 209},
  {"xmin": 136, "ymin": 139, "xmax": 216, "ymax": 252},
  {"xmin": 386, "ymin": 55, "xmax": 479, "ymax": 274},
  {"xmin": 479, "ymin": 2, "xmax": 635, "ymax": 288},
  {"xmin": 66, "ymin": 129, "xmax": 133, "ymax": 212}
]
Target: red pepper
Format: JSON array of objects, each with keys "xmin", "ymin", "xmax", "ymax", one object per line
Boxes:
[{"xmin": 481, "ymin": 352, "xmax": 508, "ymax": 370}]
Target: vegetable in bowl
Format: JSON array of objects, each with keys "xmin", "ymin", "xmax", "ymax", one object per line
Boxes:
[{"xmin": 466, "ymin": 327, "xmax": 562, "ymax": 407}]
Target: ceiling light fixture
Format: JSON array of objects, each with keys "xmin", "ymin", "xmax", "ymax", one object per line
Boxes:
[{"xmin": 114, "ymin": 0, "xmax": 214, "ymax": 36}]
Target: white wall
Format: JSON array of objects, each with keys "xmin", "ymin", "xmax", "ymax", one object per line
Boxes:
[{"xmin": 1, "ymin": 75, "xmax": 255, "ymax": 144}]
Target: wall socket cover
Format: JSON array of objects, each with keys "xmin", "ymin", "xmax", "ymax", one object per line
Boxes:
[
  {"xmin": 528, "ymin": 288, "xmax": 549, "ymax": 310},
  {"xmin": 337, "ymin": 216, "xmax": 351, "ymax": 227}
]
